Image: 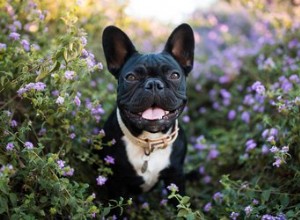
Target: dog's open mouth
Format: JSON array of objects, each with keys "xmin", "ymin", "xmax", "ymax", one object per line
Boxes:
[{"xmin": 124, "ymin": 107, "xmax": 181, "ymax": 121}]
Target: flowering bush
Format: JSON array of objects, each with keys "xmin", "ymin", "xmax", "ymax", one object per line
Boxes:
[{"xmin": 1, "ymin": 0, "xmax": 300, "ymax": 219}]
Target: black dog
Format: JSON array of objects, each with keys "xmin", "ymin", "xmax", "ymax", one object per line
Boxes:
[{"xmin": 99, "ymin": 23, "xmax": 194, "ymax": 202}]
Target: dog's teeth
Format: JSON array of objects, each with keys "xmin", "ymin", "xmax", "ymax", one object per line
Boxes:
[{"xmin": 162, "ymin": 115, "xmax": 168, "ymax": 119}]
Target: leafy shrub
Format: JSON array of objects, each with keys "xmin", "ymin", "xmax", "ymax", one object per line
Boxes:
[{"xmin": 1, "ymin": 0, "xmax": 300, "ymax": 219}]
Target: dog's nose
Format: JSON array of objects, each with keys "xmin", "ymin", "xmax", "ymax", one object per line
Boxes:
[{"xmin": 144, "ymin": 79, "xmax": 164, "ymax": 91}]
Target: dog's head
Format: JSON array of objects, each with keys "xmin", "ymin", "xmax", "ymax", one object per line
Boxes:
[{"xmin": 102, "ymin": 24, "xmax": 194, "ymax": 133}]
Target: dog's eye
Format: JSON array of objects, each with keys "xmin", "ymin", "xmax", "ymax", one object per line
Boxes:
[
  {"xmin": 126, "ymin": 73, "xmax": 137, "ymax": 81},
  {"xmin": 170, "ymin": 72, "xmax": 180, "ymax": 80}
]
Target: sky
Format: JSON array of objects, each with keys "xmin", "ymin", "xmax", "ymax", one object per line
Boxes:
[{"xmin": 125, "ymin": 0, "xmax": 218, "ymax": 24}]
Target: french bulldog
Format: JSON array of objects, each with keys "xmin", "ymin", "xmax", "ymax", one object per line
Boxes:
[{"xmin": 99, "ymin": 23, "xmax": 194, "ymax": 202}]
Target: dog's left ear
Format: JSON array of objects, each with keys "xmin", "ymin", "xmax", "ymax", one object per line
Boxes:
[{"xmin": 163, "ymin": 23, "xmax": 195, "ymax": 75}]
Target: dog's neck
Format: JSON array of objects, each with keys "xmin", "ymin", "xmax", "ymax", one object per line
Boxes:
[{"xmin": 116, "ymin": 108, "xmax": 179, "ymax": 155}]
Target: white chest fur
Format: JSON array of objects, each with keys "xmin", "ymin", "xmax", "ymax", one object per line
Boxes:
[{"xmin": 122, "ymin": 133, "xmax": 172, "ymax": 192}]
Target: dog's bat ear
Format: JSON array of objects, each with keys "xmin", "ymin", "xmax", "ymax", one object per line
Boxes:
[
  {"xmin": 102, "ymin": 26, "xmax": 137, "ymax": 78},
  {"xmin": 163, "ymin": 23, "xmax": 195, "ymax": 75}
]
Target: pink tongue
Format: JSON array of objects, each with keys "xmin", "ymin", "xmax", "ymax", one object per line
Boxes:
[{"xmin": 141, "ymin": 107, "xmax": 165, "ymax": 120}]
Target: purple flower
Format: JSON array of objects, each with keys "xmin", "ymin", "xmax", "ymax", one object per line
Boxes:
[
  {"xmin": 262, "ymin": 145, "xmax": 269, "ymax": 154},
  {"xmin": 167, "ymin": 183, "xmax": 178, "ymax": 192},
  {"xmin": 203, "ymin": 202, "xmax": 212, "ymax": 212},
  {"xmin": 96, "ymin": 175, "xmax": 107, "ymax": 186},
  {"xmin": 208, "ymin": 148, "xmax": 219, "ymax": 159},
  {"xmin": 33, "ymin": 82, "xmax": 46, "ymax": 91},
  {"xmin": 245, "ymin": 139, "xmax": 257, "ymax": 152},
  {"xmin": 9, "ymin": 32, "xmax": 20, "ymax": 41},
  {"xmin": 64, "ymin": 70, "xmax": 75, "ymax": 80},
  {"xmin": 57, "ymin": 160, "xmax": 65, "ymax": 169},
  {"xmin": 213, "ymin": 192, "xmax": 223, "ymax": 202},
  {"xmin": 6, "ymin": 142, "xmax": 14, "ymax": 151},
  {"xmin": 220, "ymin": 89, "xmax": 231, "ymax": 99},
  {"xmin": 230, "ymin": 212, "xmax": 239, "ymax": 220},
  {"xmin": 251, "ymin": 81, "xmax": 265, "ymax": 95},
  {"xmin": 10, "ymin": 120, "xmax": 17, "ymax": 127},
  {"xmin": 80, "ymin": 36, "xmax": 87, "ymax": 46},
  {"xmin": 99, "ymin": 129, "xmax": 105, "ymax": 137},
  {"xmin": 24, "ymin": 141, "xmax": 34, "ymax": 149},
  {"xmin": 74, "ymin": 96, "xmax": 81, "ymax": 107},
  {"xmin": 63, "ymin": 168, "xmax": 74, "ymax": 176},
  {"xmin": 273, "ymin": 157, "xmax": 283, "ymax": 168},
  {"xmin": 21, "ymin": 39, "xmax": 30, "ymax": 51},
  {"xmin": 241, "ymin": 111, "xmax": 250, "ymax": 123},
  {"xmin": 270, "ymin": 146, "xmax": 279, "ymax": 153},
  {"xmin": 38, "ymin": 128, "xmax": 47, "ymax": 136},
  {"xmin": 141, "ymin": 202, "xmax": 149, "ymax": 209},
  {"xmin": 244, "ymin": 205, "xmax": 253, "ymax": 216},
  {"xmin": 228, "ymin": 110, "xmax": 236, "ymax": 120},
  {"xmin": 56, "ymin": 96, "xmax": 64, "ymax": 105},
  {"xmin": 281, "ymin": 146, "xmax": 289, "ymax": 153},
  {"xmin": 182, "ymin": 115, "xmax": 190, "ymax": 123},
  {"xmin": 160, "ymin": 199, "xmax": 168, "ymax": 206},
  {"xmin": 0, "ymin": 43, "xmax": 7, "ymax": 51},
  {"xmin": 104, "ymin": 155, "xmax": 115, "ymax": 164},
  {"xmin": 51, "ymin": 90, "xmax": 59, "ymax": 97},
  {"xmin": 69, "ymin": 133, "xmax": 76, "ymax": 139}
]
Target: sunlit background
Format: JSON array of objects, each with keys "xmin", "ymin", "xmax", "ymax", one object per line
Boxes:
[{"xmin": 125, "ymin": 0, "xmax": 218, "ymax": 23}]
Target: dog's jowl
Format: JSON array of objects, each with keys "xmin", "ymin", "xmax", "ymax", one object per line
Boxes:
[{"xmin": 99, "ymin": 23, "xmax": 195, "ymax": 201}]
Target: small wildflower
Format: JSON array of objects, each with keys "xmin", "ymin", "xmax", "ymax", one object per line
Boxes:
[
  {"xmin": 245, "ymin": 139, "xmax": 257, "ymax": 152},
  {"xmin": 203, "ymin": 202, "xmax": 212, "ymax": 212},
  {"xmin": 244, "ymin": 205, "xmax": 253, "ymax": 216},
  {"xmin": 74, "ymin": 96, "xmax": 81, "ymax": 107},
  {"xmin": 99, "ymin": 129, "xmax": 105, "ymax": 137},
  {"xmin": 21, "ymin": 39, "xmax": 30, "ymax": 51},
  {"xmin": 104, "ymin": 155, "xmax": 115, "ymax": 164},
  {"xmin": 167, "ymin": 183, "xmax": 179, "ymax": 192},
  {"xmin": 141, "ymin": 202, "xmax": 149, "ymax": 209},
  {"xmin": 228, "ymin": 109, "xmax": 236, "ymax": 120},
  {"xmin": 273, "ymin": 157, "xmax": 283, "ymax": 168},
  {"xmin": 64, "ymin": 70, "xmax": 75, "ymax": 80},
  {"xmin": 80, "ymin": 36, "xmax": 87, "ymax": 46},
  {"xmin": 9, "ymin": 32, "xmax": 20, "ymax": 41},
  {"xmin": 203, "ymin": 175, "xmax": 212, "ymax": 183},
  {"xmin": 251, "ymin": 81, "xmax": 265, "ymax": 95},
  {"xmin": 57, "ymin": 160, "xmax": 65, "ymax": 169},
  {"xmin": 10, "ymin": 120, "xmax": 18, "ymax": 127},
  {"xmin": 111, "ymin": 139, "xmax": 116, "ymax": 145},
  {"xmin": 213, "ymin": 192, "xmax": 223, "ymax": 203},
  {"xmin": 69, "ymin": 133, "xmax": 76, "ymax": 139},
  {"xmin": 160, "ymin": 199, "xmax": 168, "ymax": 206},
  {"xmin": 63, "ymin": 167, "xmax": 74, "ymax": 176},
  {"xmin": 6, "ymin": 142, "xmax": 14, "ymax": 151},
  {"xmin": 24, "ymin": 141, "xmax": 34, "ymax": 149},
  {"xmin": 56, "ymin": 96, "xmax": 64, "ymax": 105},
  {"xmin": 208, "ymin": 148, "xmax": 219, "ymax": 159},
  {"xmin": 0, "ymin": 43, "xmax": 7, "ymax": 52},
  {"xmin": 230, "ymin": 212, "xmax": 240, "ymax": 220},
  {"xmin": 241, "ymin": 111, "xmax": 250, "ymax": 124},
  {"xmin": 182, "ymin": 115, "xmax": 190, "ymax": 123},
  {"xmin": 281, "ymin": 146, "xmax": 289, "ymax": 153},
  {"xmin": 96, "ymin": 175, "xmax": 107, "ymax": 186},
  {"xmin": 270, "ymin": 146, "xmax": 279, "ymax": 153},
  {"xmin": 252, "ymin": 199, "xmax": 259, "ymax": 205}
]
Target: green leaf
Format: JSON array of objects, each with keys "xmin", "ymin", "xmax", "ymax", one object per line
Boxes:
[
  {"xmin": 0, "ymin": 197, "xmax": 8, "ymax": 214},
  {"xmin": 261, "ymin": 189, "xmax": 271, "ymax": 203},
  {"xmin": 177, "ymin": 209, "xmax": 189, "ymax": 218},
  {"xmin": 9, "ymin": 193, "xmax": 18, "ymax": 207},
  {"xmin": 181, "ymin": 196, "xmax": 190, "ymax": 205}
]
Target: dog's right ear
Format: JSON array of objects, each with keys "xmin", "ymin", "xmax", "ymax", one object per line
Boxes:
[{"xmin": 102, "ymin": 26, "xmax": 137, "ymax": 78}]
